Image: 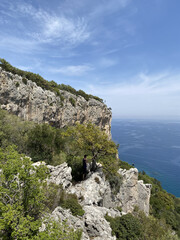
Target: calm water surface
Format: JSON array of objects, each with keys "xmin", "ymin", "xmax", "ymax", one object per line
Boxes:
[{"xmin": 111, "ymin": 119, "xmax": 180, "ymax": 197}]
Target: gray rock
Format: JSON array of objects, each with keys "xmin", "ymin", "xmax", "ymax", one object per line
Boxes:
[
  {"xmin": 47, "ymin": 162, "xmax": 72, "ymax": 189},
  {"xmin": 68, "ymin": 170, "xmax": 112, "ymax": 207},
  {"xmin": 83, "ymin": 206, "xmax": 117, "ymax": 240},
  {"xmin": 51, "ymin": 207, "xmax": 90, "ymax": 240},
  {"xmin": 0, "ymin": 68, "xmax": 112, "ymax": 138},
  {"xmin": 116, "ymin": 168, "xmax": 151, "ymax": 215}
]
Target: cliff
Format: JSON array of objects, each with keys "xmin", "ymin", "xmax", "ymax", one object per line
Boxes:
[{"xmin": 0, "ymin": 67, "xmax": 112, "ymax": 137}]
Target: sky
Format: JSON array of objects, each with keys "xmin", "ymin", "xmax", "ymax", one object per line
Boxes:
[{"xmin": 0, "ymin": 0, "xmax": 180, "ymax": 119}]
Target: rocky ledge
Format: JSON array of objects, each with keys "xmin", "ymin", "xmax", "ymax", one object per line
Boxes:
[
  {"xmin": 0, "ymin": 67, "xmax": 112, "ymax": 137},
  {"xmin": 38, "ymin": 162, "xmax": 151, "ymax": 240}
]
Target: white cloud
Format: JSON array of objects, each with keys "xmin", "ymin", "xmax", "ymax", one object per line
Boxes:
[
  {"xmin": 85, "ymin": 71, "xmax": 180, "ymax": 118},
  {"xmin": 49, "ymin": 65, "xmax": 94, "ymax": 76},
  {"xmin": 16, "ymin": 3, "xmax": 90, "ymax": 45}
]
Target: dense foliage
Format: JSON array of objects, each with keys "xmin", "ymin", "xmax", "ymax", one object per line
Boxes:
[
  {"xmin": 105, "ymin": 213, "xmax": 143, "ymax": 240},
  {"xmin": 0, "ymin": 58, "xmax": 103, "ymax": 103},
  {"xmin": 139, "ymin": 171, "xmax": 180, "ymax": 237},
  {"xmin": 0, "ymin": 146, "xmax": 81, "ymax": 239},
  {"xmin": 106, "ymin": 211, "xmax": 179, "ymax": 240}
]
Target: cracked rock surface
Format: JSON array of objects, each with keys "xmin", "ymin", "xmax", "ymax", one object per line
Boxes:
[{"xmin": 44, "ymin": 163, "xmax": 151, "ymax": 239}]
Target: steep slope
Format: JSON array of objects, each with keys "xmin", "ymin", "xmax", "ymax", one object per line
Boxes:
[{"xmin": 0, "ymin": 67, "xmax": 112, "ymax": 137}]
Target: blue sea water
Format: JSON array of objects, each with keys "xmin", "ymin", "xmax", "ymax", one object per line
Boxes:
[{"xmin": 111, "ymin": 119, "xmax": 180, "ymax": 197}]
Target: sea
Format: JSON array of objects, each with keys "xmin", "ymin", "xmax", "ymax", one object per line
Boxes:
[{"xmin": 111, "ymin": 119, "xmax": 180, "ymax": 198}]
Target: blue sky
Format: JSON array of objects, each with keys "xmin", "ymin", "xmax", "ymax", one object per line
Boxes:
[{"xmin": 1, "ymin": 0, "xmax": 180, "ymax": 119}]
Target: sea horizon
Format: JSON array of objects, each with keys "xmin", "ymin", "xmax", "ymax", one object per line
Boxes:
[{"xmin": 111, "ymin": 118, "xmax": 180, "ymax": 198}]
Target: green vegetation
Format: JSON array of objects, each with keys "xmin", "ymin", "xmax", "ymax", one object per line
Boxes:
[
  {"xmin": 0, "ymin": 108, "xmax": 180, "ymax": 238},
  {"xmin": 44, "ymin": 183, "xmax": 84, "ymax": 216},
  {"xmin": 60, "ymin": 193, "xmax": 85, "ymax": 216},
  {"xmin": 106, "ymin": 211, "xmax": 179, "ymax": 240},
  {"xmin": 22, "ymin": 77, "xmax": 27, "ymax": 84},
  {"xmin": 69, "ymin": 97, "xmax": 76, "ymax": 107},
  {"xmin": 0, "ymin": 146, "xmax": 81, "ymax": 239},
  {"xmin": 0, "ymin": 58, "xmax": 103, "ymax": 103},
  {"xmin": 105, "ymin": 213, "xmax": 142, "ymax": 240},
  {"xmin": 139, "ymin": 171, "xmax": 180, "ymax": 238},
  {"xmin": 119, "ymin": 159, "xmax": 133, "ymax": 170},
  {"xmin": 63, "ymin": 122, "xmax": 121, "ymax": 184},
  {"xmin": 27, "ymin": 124, "xmax": 64, "ymax": 164},
  {"xmin": 15, "ymin": 82, "xmax": 20, "ymax": 87}
]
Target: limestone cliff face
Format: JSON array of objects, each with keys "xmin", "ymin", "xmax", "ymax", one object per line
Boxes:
[{"xmin": 0, "ymin": 67, "xmax": 112, "ymax": 137}]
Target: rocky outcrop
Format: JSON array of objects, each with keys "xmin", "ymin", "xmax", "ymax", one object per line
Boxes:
[
  {"xmin": 47, "ymin": 162, "xmax": 72, "ymax": 189},
  {"xmin": 68, "ymin": 170, "xmax": 112, "ymax": 207},
  {"xmin": 51, "ymin": 206, "xmax": 122, "ymax": 240},
  {"xmin": 116, "ymin": 168, "xmax": 151, "ymax": 215},
  {"xmin": 68, "ymin": 167, "xmax": 151, "ymax": 216},
  {"xmin": 32, "ymin": 162, "xmax": 151, "ymax": 239},
  {"xmin": 0, "ymin": 67, "xmax": 112, "ymax": 137}
]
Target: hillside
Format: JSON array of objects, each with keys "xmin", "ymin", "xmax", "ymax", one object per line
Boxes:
[{"xmin": 0, "ymin": 108, "xmax": 179, "ymax": 239}]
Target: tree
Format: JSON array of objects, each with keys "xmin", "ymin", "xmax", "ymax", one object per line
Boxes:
[
  {"xmin": 27, "ymin": 124, "xmax": 63, "ymax": 164},
  {"xmin": 64, "ymin": 122, "xmax": 118, "ymax": 161},
  {"xmin": 63, "ymin": 123, "xmax": 119, "ymax": 181},
  {"xmin": 0, "ymin": 145, "xmax": 48, "ymax": 239},
  {"xmin": 0, "ymin": 145, "xmax": 81, "ymax": 239}
]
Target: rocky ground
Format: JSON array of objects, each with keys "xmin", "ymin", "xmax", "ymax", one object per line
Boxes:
[{"xmin": 33, "ymin": 162, "xmax": 151, "ymax": 240}]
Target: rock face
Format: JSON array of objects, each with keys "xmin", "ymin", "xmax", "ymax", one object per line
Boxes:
[
  {"xmin": 68, "ymin": 168, "xmax": 151, "ymax": 216},
  {"xmin": 0, "ymin": 67, "xmax": 112, "ymax": 137},
  {"xmin": 47, "ymin": 162, "xmax": 72, "ymax": 189},
  {"xmin": 32, "ymin": 162, "xmax": 151, "ymax": 239},
  {"xmin": 116, "ymin": 168, "xmax": 152, "ymax": 215},
  {"xmin": 51, "ymin": 206, "xmax": 122, "ymax": 240}
]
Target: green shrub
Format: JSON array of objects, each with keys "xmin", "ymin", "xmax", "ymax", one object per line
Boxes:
[
  {"xmin": 69, "ymin": 97, "xmax": 76, "ymax": 107},
  {"xmin": 15, "ymin": 82, "xmax": 20, "ymax": 87},
  {"xmin": 22, "ymin": 77, "xmax": 27, "ymax": 84},
  {"xmin": 119, "ymin": 160, "xmax": 133, "ymax": 170},
  {"xmin": 108, "ymin": 174, "xmax": 122, "ymax": 195},
  {"xmin": 60, "ymin": 193, "xmax": 85, "ymax": 216},
  {"xmin": 66, "ymin": 155, "xmax": 84, "ymax": 182},
  {"xmin": 43, "ymin": 183, "xmax": 63, "ymax": 212},
  {"xmin": 105, "ymin": 213, "xmax": 142, "ymax": 240},
  {"xmin": 27, "ymin": 124, "xmax": 64, "ymax": 164}
]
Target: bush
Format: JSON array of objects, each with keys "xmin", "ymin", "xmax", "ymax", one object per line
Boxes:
[
  {"xmin": 69, "ymin": 97, "xmax": 76, "ymax": 107},
  {"xmin": 119, "ymin": 160, "xmax": 133, "ymax": 170},
  {"xmin": 15, "ymin": 82, "xmax": 20, "ymax": 87},
  {"xmin": 105, "ymin": 213, "xmax": 142, "ymax": 240},
  {"xmin": 27, "ymin": 124, "xmax": 64, "ymax": 164},
  {"xmin": 66, "ymin": 155, "xmax": 84, "ymax": 182},
  {"xmin": 22, "ymin": 77, "xmax": 27, "ymax": 84},
  {"xmin": 60, "ymin": 192, "xmax": 85, "ymax": 216}
]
